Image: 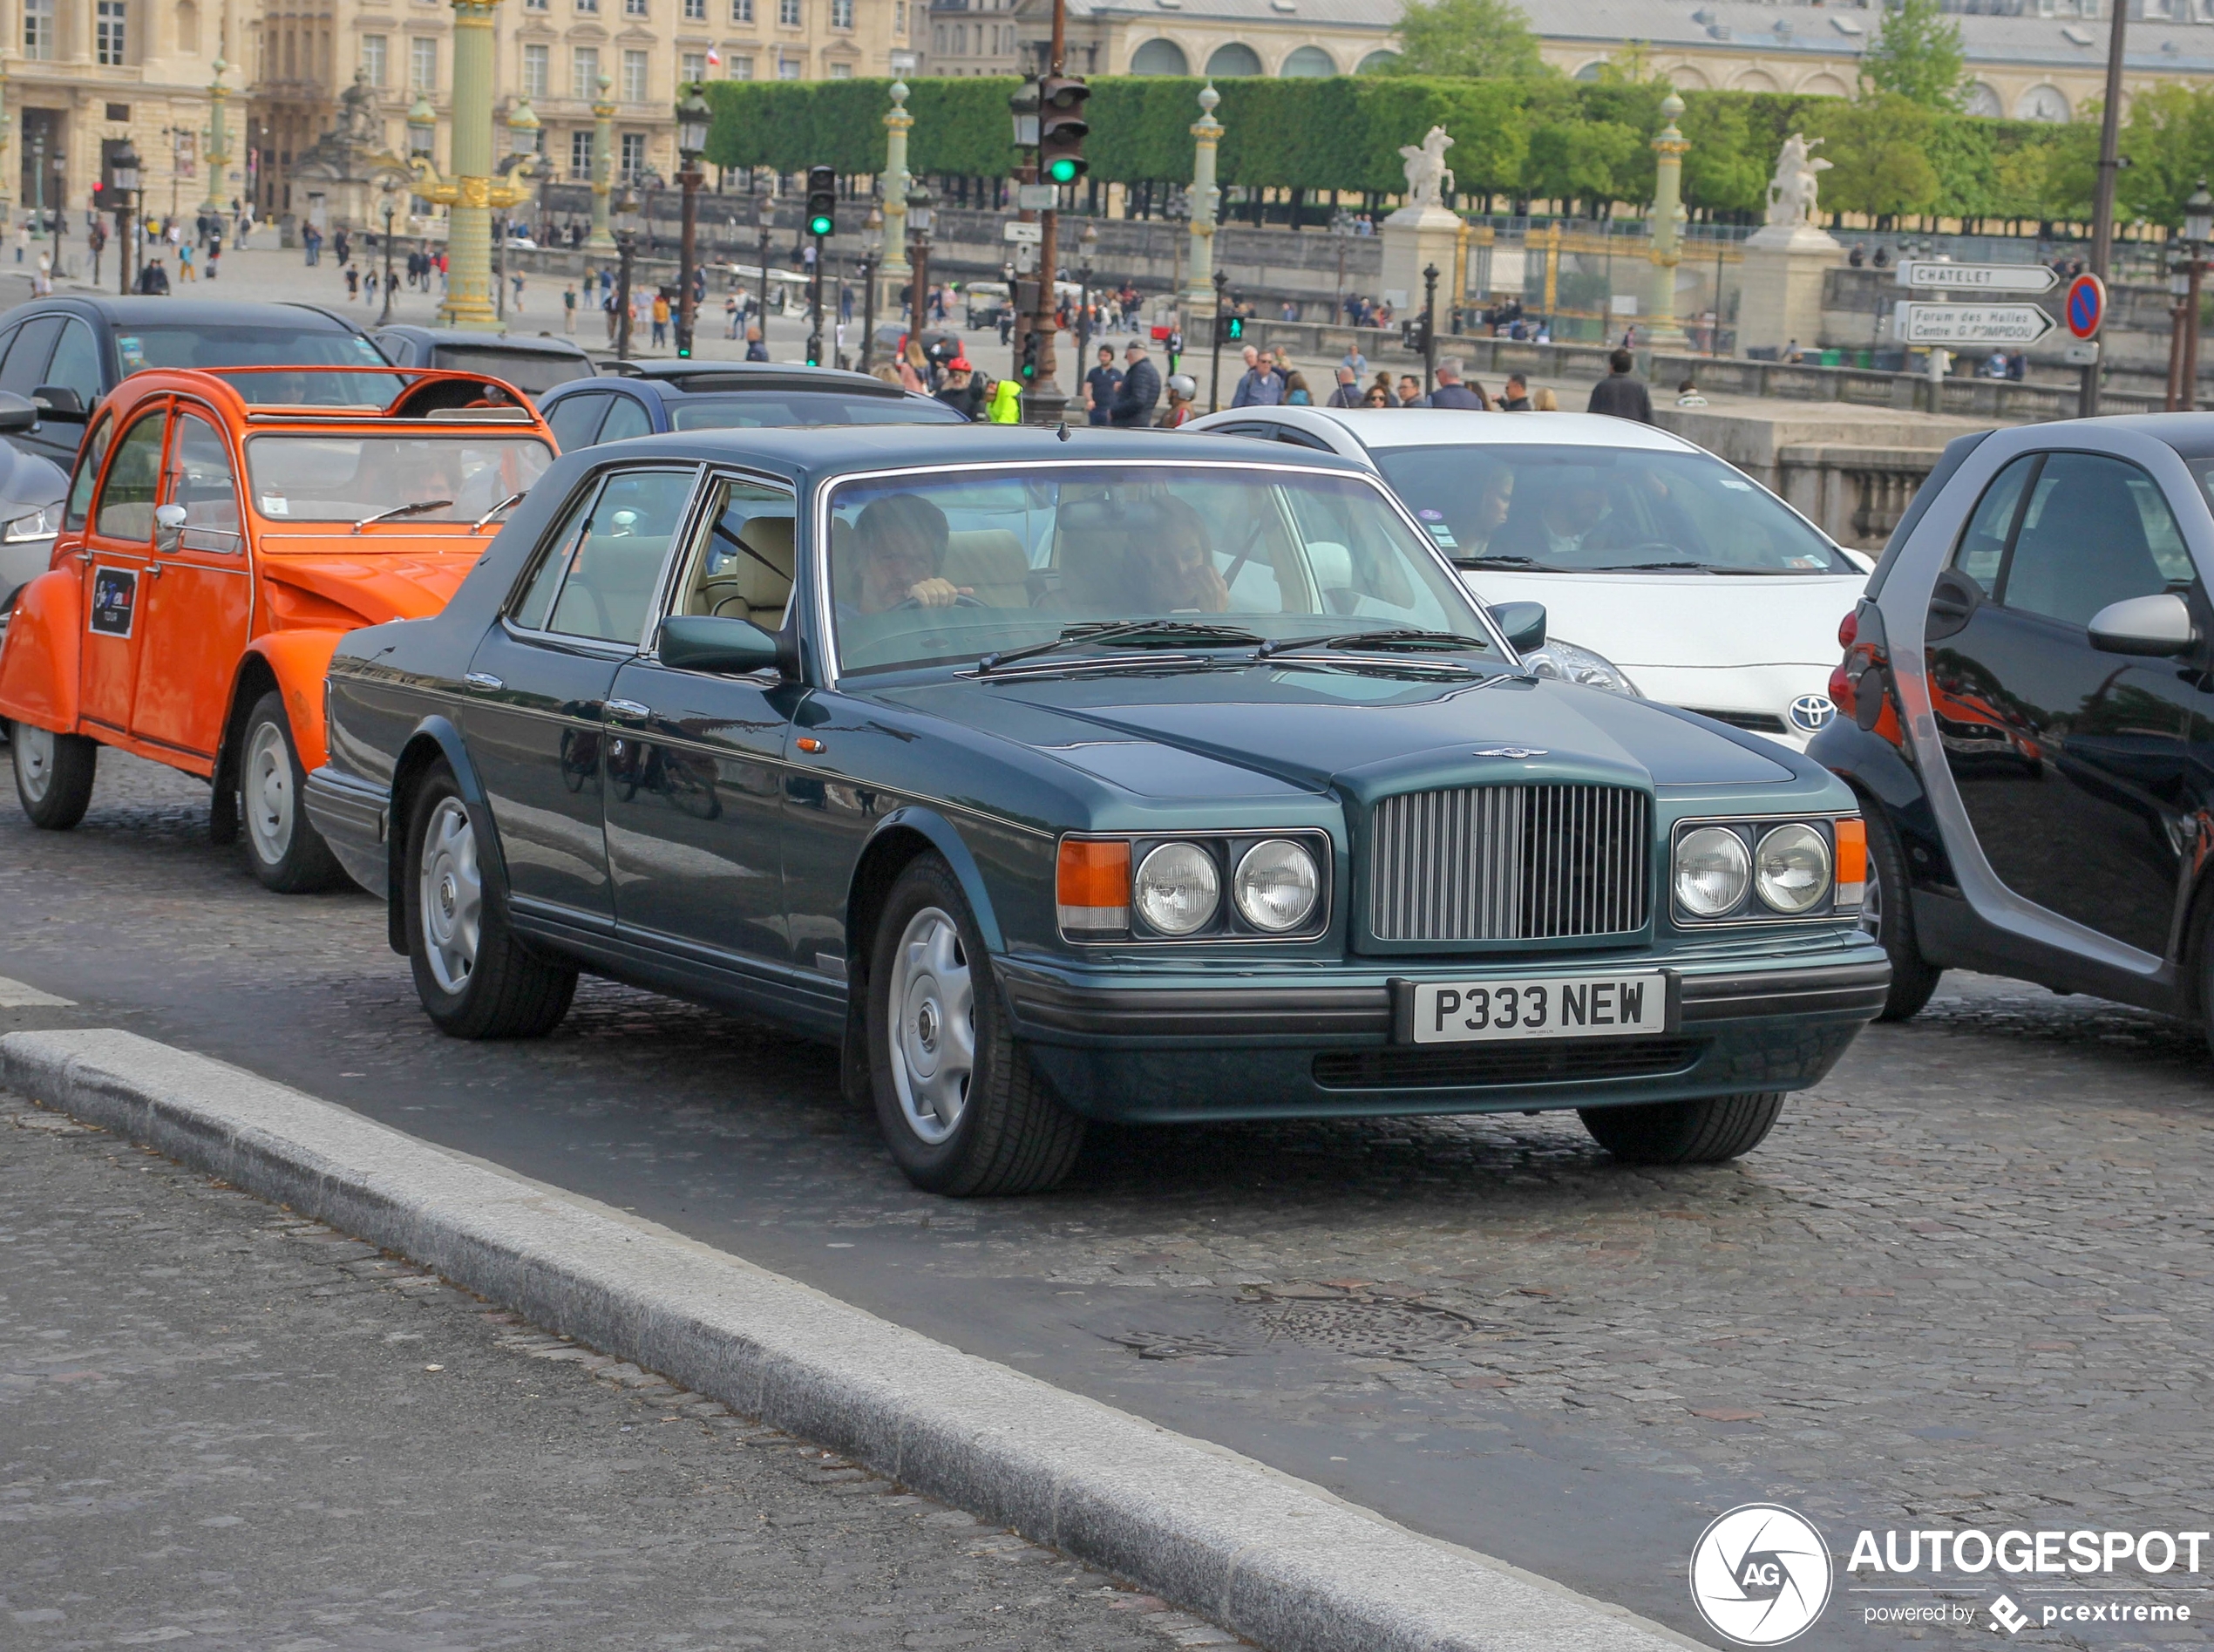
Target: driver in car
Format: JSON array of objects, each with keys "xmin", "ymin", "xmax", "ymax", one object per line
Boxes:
[
  {"xmin": 1444, "ymin": 463, "xmax": 1514, "ymax": 558},
  {"xmin": 853, "ymin": 492, "xmax": 970, "ymax": 612}
]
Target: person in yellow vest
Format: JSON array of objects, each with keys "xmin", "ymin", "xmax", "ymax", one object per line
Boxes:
[{"xmin": 985, "ymin": 377, "xmax": 1022, "ymax": 424}]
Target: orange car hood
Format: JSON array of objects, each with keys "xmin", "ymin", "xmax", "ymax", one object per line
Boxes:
[{"xmin": 258, "ymin": 541, "xmax": 486, "ymax": 628}]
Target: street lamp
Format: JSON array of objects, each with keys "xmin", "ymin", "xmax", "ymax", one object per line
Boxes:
[
  {"xmin": 675, "ymin": 83, "xmax": 711, "ymax": 359},
  {"xmin": 905, "ymin": 180, "xmax": 934, "ymax": 350},
  {"xmin": 1329, "ymin": 207, "xmax": 1355, "ymax": 327},
  {"xmin": 858, "ymin": 202, "xmax": 883, "ymax": 371},
  {"xmin": 111, "ymin": 139, "xmax": 140, "ymax": 295},
  {"xmin": 378, "ymin": 175, "xmax": 400, "ymax": 324},
  {"xmin": 613, "ymin": 182, "xmax": 642, "ymax": 358},
  {"xmin": 2181, "ymin": 179, "xmax": 2214, "ymax": 411}
]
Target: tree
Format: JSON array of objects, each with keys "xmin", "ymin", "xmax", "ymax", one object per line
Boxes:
[
  {"xmin": 1860, "ymin": 0, "xmax": 1968, "ymax": 112},
  {"xmin": 1383, "ymin": 0, "xmax": 1547, "ymax": 82},
  {"xmin": 1807, "ymin": 96, "xmax": 1942, "ymax": 221},
  {"xmin": 1679, "ymin": 94, "xmax": 1772, "ymax": 217}
]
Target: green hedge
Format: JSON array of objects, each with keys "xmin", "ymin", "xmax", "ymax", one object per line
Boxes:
[{"xmin": 702, "ymin": 75, "xmax": 2111, "ymax": 223}]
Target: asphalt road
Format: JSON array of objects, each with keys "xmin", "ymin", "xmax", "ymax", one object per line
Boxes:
[
  {"xmin": 0, "ymin": 1087, "xmax": 1234, "ymax": 1650},
  {"xmin": 4, "ymin": 749, "xmax": 2213, "ymax": 1649}
]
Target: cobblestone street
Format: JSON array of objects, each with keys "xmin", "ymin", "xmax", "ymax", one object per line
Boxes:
[{"xmin": 3, "ymin": 747, "xmax": 2211, "ymax": 1647}]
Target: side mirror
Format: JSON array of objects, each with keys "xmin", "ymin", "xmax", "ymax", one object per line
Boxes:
[
  {"xmin": 2089, "ymin": 592, "xmax": 2197, "ymax": 657},
  {"xmin": 31, "ymin": 385, "xmax": 86, "ymax": 421},
  {"xmin": 658, "ymin": 613, "xmax": 785, "ymax": 675},
  {"xmin": 153, "ymin": 501, "xmax": 187, "ymax": 549},
  {"xmin": 1491, "ymin": 600, "xmax": 1547, "ymax": 656},
  {"xmin": 0, "ymin": 391, "xmax": 37, "ymax": 434}
]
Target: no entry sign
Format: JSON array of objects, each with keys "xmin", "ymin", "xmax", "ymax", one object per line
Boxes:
[{"xmin": 2065, "ymin": 271, "xmax": 2107, "ymax": 340}]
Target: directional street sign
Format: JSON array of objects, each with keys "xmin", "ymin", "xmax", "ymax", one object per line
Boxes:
[
  {"xmin": 1892, "ymin": 301, "xmax": 2056, "ymax": 346},
  {"xmin": 1002, "ymin": 221, "xmax": 1042, "ymax": 244},
  {"xmin": 1897, "ymin": 261, "xmax": 2061, "ymax": 295}
]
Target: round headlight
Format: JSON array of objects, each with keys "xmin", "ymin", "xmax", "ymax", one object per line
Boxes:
[
  {"xmin": 1755, "ymin": 823, "xmax": 1831, "ymax": 914},
  {"xmin": 1134, "ymin": 841, "xmax": 1219, "ymax": 935},
  {"xmin": 1233, "ymin": 839, "xmax": 1320, "ymax": 932},
  {"xmin": 1674, "ymin": 826, "xmax": 1750, "ymax": 918}
]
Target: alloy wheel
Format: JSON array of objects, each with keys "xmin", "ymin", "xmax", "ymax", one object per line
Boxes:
[
  {"xmin": 13, "ymin": 723, "xmax": 54, "ymax": 803},
  {"xmin": 1859, "ymin": 857, "xmax": 1885, "ymax": 946},
  {"xmin": 887, "ymin": 905, "xmax": 975, "ymax": 1146},
  {"xmin": 419, "ymin": 797, "xmax": 483, "ymax": 995},
  {"xmin": 244, "ymin": 719, "xmax": 295, "ymax": 867}
]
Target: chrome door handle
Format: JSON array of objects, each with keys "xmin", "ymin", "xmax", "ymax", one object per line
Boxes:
[
  {"xmin": 464, "ymin": 671, "xmax": 504, "ymax": 690},
  {"xmin": 604, "ymin": 699, "xmax": 653, "ymax": 720}
]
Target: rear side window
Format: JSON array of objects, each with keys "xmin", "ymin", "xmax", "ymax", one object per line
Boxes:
[
  {"xmin": 94, "ymin": 411, "xmax": 168, "ymax": 541},
  {"xmin": 546, "ymin": 391, "xmax": 608, "ymax": 450},
  {"xmin": 1951, "ymin": 454, "xmax": 2038, "ymax": 595},
  {"xmin": 44, "ymin": 319, "xmax": 102, "ymax": 410},
  {"xmin": 597, "ymin": 396, "xmax": 653, "ymax": 444},
  {"xmin": 509, "ymin": 467, "xmax": 698, "ymax": 644},
  {"xmin": 64, "ymin": 413, "xmax": 114, "ymax": 530}
]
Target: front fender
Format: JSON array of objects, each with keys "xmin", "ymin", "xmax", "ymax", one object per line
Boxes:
[
  {"xmin": 859, "ymin": 805, "xmax": 1009, "ymax": 955},
  {"xmin": 240, "ymin": 629, "xmax": 345, "ymax": 771},
  {"xmin": 384, "ymin": 713, "xmax": 507, "ymax": 956},
  {"xmin": 0, "ymin": 568, "xmax": 82, "ymax": 733}
]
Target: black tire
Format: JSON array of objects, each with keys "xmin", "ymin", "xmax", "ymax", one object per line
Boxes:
[
  {"xmin": 10, "ymin": 720, "xmax": 97, "ymax": 830},
  {"xmin": 1579, "ymin": 1091, "xmax": 1785, "ymax": 1165},
  {"xmin": 1860, "ymin": 803, "xmax": 1941, "ymax": 1021},
  {"xmin": 238, "ymin": 690, "xmax": 347, "ymax": 893},
  {"xmin": 866, "ymin": 853, "xmax": 1083, "ymax": 1196},
  {"xmin": 401, "ymin": 762, "xmax": 576, "ymax": 1039}
]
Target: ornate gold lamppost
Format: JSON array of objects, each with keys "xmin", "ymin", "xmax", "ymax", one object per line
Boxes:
[
  {"xmin": 587, "ymin": 71, "xmax": 616, "ymax": 251},
  {"xmin": 406, "ymin": 0, "xmax": 537, "ymax": 328},
  {"xmin": 201, "ymin": 58, "xmax": 231, "ymax": 217},
  {"xmin": 1642, "ymin": 92, "xmax": 1692, "ymax": 351}
]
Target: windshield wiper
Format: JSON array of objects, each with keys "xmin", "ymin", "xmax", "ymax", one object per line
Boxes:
[
  {"xmin": 354, "ymin": 499, "xmax": 453, "ymax": 533},
  {"xmin": 1583, "ymin": 561, "xmax": 1714, "ymax": 573},
  {"xmin": 1255, "ymin": 628, "xmax": 1483, "ymax": 661},
  {"xmin": 977, "ymin": 620, "xmax": 1263, "ymax": 674},
  {"xmin": 1454, "ymin": 554, "xmax": 1542, "ymax": 569},
  {"xmin": 471, "ymin": 491, "xmax": 526, "ymax": 534}
]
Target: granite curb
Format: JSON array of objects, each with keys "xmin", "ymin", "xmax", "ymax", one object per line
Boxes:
[{"xmin": 1, "ymin": 1026, "xmax": 1703, "ymax": 1652}]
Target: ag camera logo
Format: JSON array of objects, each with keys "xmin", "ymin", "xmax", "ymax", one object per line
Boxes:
[{"xmin": 1690, "ymin": 1503, "xmax": 1835, "ymax": 1645}]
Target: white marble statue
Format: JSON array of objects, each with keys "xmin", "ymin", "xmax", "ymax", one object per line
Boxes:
[
  {"xmin": 1764, "ymin": 133, "xmax": 1832, "ymax": 228},
  {"xmin": 1397, "ymin": 126, "xmax": 1456, "ymax": 210}
]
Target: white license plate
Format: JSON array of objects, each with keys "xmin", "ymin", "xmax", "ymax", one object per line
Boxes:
[{"xmin": 1408, "ymin": 972, "xmax": 1667, "ymax": 1044}]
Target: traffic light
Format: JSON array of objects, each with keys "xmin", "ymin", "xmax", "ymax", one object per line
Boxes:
[
  {"xmin": 1216, "ymin": 313, "xmax": 1244, "ymax": 346},
  {"xmin": 1402, "ymin": 314, "xmax": 1429, "ymax": 356},
  {"xmin": 1037, "ymin": 76, "xmax": 1090, "ymax": 186},
  {"xmin": 805, "ymin": 166, "xmax": 836, "ymax": 238},
  {"xmin": 1018, "ymin": 327, "xmax": 1040, "ymax": 383}
]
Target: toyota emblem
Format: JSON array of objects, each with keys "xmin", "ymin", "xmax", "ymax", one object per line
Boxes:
[{"xmin": 1787, "ymin": 695, "xmax": 1836, "ymax": 734}]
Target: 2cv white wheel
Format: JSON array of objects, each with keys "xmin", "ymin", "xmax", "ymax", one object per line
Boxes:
[
  {"xmin": 239, "ymin": 691, "xmax": 346, "ymax": 893},
  {"xmin": 10, "ymin": 720, "xmax": 97, "ymax": 830}
]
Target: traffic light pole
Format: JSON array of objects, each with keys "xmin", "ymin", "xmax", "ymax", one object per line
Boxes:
[
  {"xmin": 1026, "ymin": 0, "xmax": 1070, "ymax": 424},
  {"xmin": 808, "ymin": 232, "xmax": 825, "ymax": 367},
  {"xmin": 676, "ymin": 160, "xmax": 702, "ymax": 359},
  {"xmin": 1209, "ymin": 268, "xmax": 1228, "ymax": 412},
  {"xmin": 1422, "ymin": 262, "xmax": 1440, "ymax": 397}
]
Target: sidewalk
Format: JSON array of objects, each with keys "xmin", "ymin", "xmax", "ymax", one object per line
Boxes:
[{"xmin": 0, "ymin": 1086, "xmax": 1228, "ymax": 1649}]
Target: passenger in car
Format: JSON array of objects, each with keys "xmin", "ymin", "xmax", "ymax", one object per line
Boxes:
[{"xmin": 1128, "ymin": 497, "xmax": 1231, "ymax": 614}]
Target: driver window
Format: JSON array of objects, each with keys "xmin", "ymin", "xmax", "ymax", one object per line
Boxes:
[
  {"xmin": 512, "ymin": 466, "xmax": 698, "ymax": 644},
  {"xmin": 93, "ymin": 410, "xmax": 169, "ymax": 542},
  {"xmin": 670, "ymin": 477, "xmax": 798, "ymax": 631},
  {"xmin": 63, "ymin": 413, "xmax": 113, "ymax": 531},
  {"xmin": 164, "ymin": 410, "xmax": 241, "ymax": 547},
  {"xmin": 2000, "ymin": 452, "xmax": 2187, "ymax": 628}
]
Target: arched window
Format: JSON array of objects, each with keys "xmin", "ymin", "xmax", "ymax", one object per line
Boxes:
[
  {"xmin": 1205, "ymin": 41, "xmax": 1263, "ymax": 77},
  {"xmin": 1572, "ymin": 60, "xmax": 1603, "ymax": 81},
  {"xmin": 2016, "ymin": 85, "xmax": 2070, "ymax": 121},
  {"xmin": 1128, "ymin": 37, "xmax": 1187, "ymax": 75},
  {"xmin": 1964, "ymin": 81, "xmax": 2003, "ymax": 118},
  {"xmin": 1355, "ymin": 49, "xmax": 1398, "ymax": 73},
  {"xmin": 1280, "ymin": 44, "xmax": 1334, "ymax": 77}
]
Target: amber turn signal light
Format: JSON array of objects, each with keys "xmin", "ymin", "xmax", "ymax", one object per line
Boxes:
[
  {"xmin": 1833, "ymin": 817, "xmax": 1867, "ymax": 909},
  {"xmin": 1056, "ymin": 838, "xmax": 1130, "ymax": 935}
]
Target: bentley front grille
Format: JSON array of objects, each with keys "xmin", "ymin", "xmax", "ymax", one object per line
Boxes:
[{"xmin": 1367, "ymin": 784, "xmax": 1652, "ymax": 942}]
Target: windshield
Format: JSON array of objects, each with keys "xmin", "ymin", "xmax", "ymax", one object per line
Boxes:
[
  {"xmin": 245, "ymin": 435, "xmax": 554, "ymax": 524},
  {"xmin": 430, "ymin": 344, "xmax": 594, "ymax": 396},
  {"xmin": 117, "ymin": 325, "xmax": 402, "ymax": 404},
  {"xmin": 827, "ymin": 464, "xmax": 1493, "ymax": 676},
  {"xmin": 669, "ymin": 391, "xmax": 965, "ymax": 431},
  {"xmin": 1373, "ymin": 444, "xmax": 1851, "ymax": 574}
]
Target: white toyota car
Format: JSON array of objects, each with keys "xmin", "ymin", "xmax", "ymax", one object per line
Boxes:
[{"xmin": 1183, "ymin": 405, "xmax": 1871, "ymax": 749}]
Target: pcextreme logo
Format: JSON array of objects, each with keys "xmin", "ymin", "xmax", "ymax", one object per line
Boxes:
[{"xmin": 1689, "ymin": 1503, "xmax": 1835, "ymax": 1646}]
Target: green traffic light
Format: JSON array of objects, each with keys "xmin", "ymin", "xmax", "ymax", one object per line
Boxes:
[
  {"xmin": 1046, "ymin": 158, "xmax": 1080, "ymax": 185},
  {"xmin": 809, "ymin": 214, "xmax": 832, "ymax": 236}
]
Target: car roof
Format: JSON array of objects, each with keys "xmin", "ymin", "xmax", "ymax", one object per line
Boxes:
[
  {"xmin": 92, "ymin": 366, "xmax": 557, "ymax": 432},
  {"xmin": 601, "ymin": 359, "xmax": 898, "ymax": 393},
  {"xmin": 1194, "ymin": 405, "xmax": 1702, "ymax": 457},
  {"xmin": 375, "ymin": 326, "xmax": 592, "ymax": 358},
  {"xmin": 10, "ymin": 296, "xmax": 364, "ymax": 331},
  {"xmin": 571, "ymin": 422, "xmax": 1356, "ymax": 483}
]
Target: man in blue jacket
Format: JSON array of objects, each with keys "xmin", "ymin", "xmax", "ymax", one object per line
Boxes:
[{"xmin": 1110, "ymin": 342, "xmax": 1160, "ymax": 426}]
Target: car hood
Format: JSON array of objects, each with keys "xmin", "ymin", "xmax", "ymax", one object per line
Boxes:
[
  {"xmin": 875, "ymin": 663, "xmax": 1795, "ymax": 800},
  {"xmin": 0, "ymin": 441, "xmax": 68, "ymax": 514},
  {"xmin": 258, "ymin": 547, "xmax": 484, "ymax": 628},
  {"xmin": 1464, "ymin": 569, "xmax": 1865, "ymax": 670}
]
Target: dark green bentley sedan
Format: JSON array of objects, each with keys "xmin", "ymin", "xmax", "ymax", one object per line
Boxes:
[{"xmin": 305, "ymin": 426, "xmax": 1889, "ymax": 1195}]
